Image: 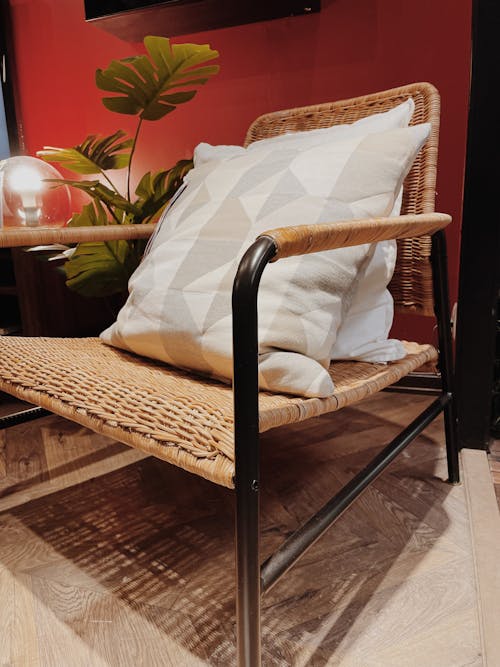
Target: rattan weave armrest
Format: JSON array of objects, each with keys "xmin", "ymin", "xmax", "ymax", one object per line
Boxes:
[
  {"xmin": 259, "ymin": 213, "xmax": 451, "ymax": 261},
  {"xmin": 0, "ymin": 223, "xmax": 157, "ymax": 248}
]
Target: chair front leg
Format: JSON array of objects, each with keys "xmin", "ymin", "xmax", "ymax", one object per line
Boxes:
[
  {"xmin": 232, "ymin": 236, "xmax": 277, "ymax": 666},
  {"xmin": 235, "ymin": 440, "xmax": 261, "ymax": 667},
  {"xmin": 431, "ymin": 229, "xmax": 460, "ymax": 484}
]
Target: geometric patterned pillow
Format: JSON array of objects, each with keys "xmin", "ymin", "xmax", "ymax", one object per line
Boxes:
[
  {"xmin": 196, "ymin": 100, "xmax": 415, "ymax": 364},
  {"xmin": 101, "ymin": 122, "xmax": 430, "ymax": 397}
]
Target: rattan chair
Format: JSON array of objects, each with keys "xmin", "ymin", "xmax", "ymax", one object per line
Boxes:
[{"xmin": 0, "ymin": 82, "xmax": 459, "ymax": 666}]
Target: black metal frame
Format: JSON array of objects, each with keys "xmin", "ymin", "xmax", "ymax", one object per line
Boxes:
[
  {"xmin": 0, "ymin": 406, "xmax": 49, "ymax": 430},
  {"xmin": 232, "ymin": 229, "xmax": 459, "ymax": 666}
]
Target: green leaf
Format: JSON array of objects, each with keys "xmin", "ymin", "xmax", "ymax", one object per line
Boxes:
[
  {"xmin": 67, "ymin": 200, "xmax": 109, "ymax": 228},
  {"xmin": 96, "ymin": 36, "xmax": 219, "ymax": 121},
  {"xmin": 64, "ymin": 201, "xmax": 136, "ymax": 296},
  {"xmin": 50, "ymin": 179, "xmax": 137, "ymax": 216},
  {"xmin": 99, "ymin": 97, "xmax": 142, "ymax": 116},
  {"xmin": 134, "ymin": 159, "xmax": 193, "ymax": 222},
  {"xmin": 65, "ymin": 240, "xmax": 133, "ymax": 297},
  {"xmin": 37, "ymin": 130, "xmax": 133, "ymax": 175}
]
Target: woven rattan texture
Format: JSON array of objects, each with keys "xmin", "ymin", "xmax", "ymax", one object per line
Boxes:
[
  {"xmin": 0, "ymin": 224, "xmax": 156, "ymax": 248},
  {"xmin": 0, "ymin": 338, "xmax": 436, "ymax": 488},
  {"xmin": 260, "ymin": 214, "xmax": 450, "ymax": 261},
  {"xmin": 245, "ymin": 82, "xmax": 440, "ymax": 316}
]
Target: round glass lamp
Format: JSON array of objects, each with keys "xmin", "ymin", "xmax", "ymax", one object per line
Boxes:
[{"xmin": 0, "ymin": 156, "xmax": 71, "ymax": 228}]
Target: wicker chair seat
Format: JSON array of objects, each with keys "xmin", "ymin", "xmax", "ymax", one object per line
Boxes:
[{"xmin": 0, "ymin": 336, "xmax": 436, "ymax": 488}]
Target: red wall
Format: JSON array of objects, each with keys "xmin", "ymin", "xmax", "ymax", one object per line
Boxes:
[{"xmin": 9, "ymin": 0, "xmax": 471, "ymax": 342}]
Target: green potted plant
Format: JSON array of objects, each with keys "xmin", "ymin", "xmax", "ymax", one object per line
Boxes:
[{"xmin": 39, "ymin": 36, "xmax": 219, "ymax": 298}]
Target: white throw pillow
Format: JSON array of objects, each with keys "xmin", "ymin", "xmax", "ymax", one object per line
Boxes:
[
  {"xmin": 101, "ymin": 122, "xmax": 430, "ymax": 398},
  {"xmin": 331, "ymin": 239, "xmax": 405, "ymax": 361},
  {"xmin": 195, "ymin": 100, "xmax": 414, "ymax": 364}
]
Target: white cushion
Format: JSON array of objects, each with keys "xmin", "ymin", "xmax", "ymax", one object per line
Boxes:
[
  {"xmin": 101, "ymin": 120, "xmax": 429, "ymax": 398},
  {"xmin": 195, "ymin": 101, "xmax": 414, "ymax": 364},
  {"xmin": 331, "ymin": 239, "xmax": 405, "ymax": 361}
]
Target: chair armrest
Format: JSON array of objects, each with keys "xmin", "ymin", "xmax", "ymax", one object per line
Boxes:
[
  {"xmin": 0, "ymin": 223, "xmax": 157, "ymax": 249},
  {"xmin": 258, "ymin": 213, "xmax": 451, "ymax": 261}
]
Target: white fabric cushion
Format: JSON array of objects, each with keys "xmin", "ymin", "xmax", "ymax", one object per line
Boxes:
[
  {"xmin": 331, "ymin": 240, "xmax": 405, "ymax": 361},
  {"xmin": 195, "ymin": 101, "xmax": 414, "ymax": 364},
  {"xmin": 101, "ymin": 121, "xmax": 430, "ymax": 398}
]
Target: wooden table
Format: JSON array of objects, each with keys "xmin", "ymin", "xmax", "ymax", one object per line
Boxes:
[{"xmin": 0, "ymin": 225, "xmax": 155, "ymax": 335}]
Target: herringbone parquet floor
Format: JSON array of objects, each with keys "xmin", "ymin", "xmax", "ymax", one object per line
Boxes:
[{"xmin": 0, "ymin": 391, "xmax": 489, "ymax": 666}]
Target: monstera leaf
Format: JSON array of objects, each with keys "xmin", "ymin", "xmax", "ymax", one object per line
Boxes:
[
  {"xmin": 49, "ymin": 179, "xmax": 136, "ymax": 217},
  {"xmin": 134, "ymin": 159, "xmax": 193, "ymax": 221},
  {"xmin": 39, "ymin": 36, "xmax": 219, "ymax": 299},
  {"xmin": 38, "ymin": 130, "xmax": 132, "ymax": 174},
  {"xmin": 67, "ymin": 200, "xmax": 110, "ymax": 228},
  {"xmin": 96, "ymin": 37, "xmax": 219, "ymax": 121},
  {"xmin": 64, "ymin": 201, "xmax": 136, "ymax": 296}
]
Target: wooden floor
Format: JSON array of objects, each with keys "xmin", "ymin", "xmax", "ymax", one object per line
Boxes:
[{"xmin": 0, "ymin": 391, "xmax": 497, "ymax": 666}]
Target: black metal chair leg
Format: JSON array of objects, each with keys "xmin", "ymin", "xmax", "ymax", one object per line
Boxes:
[
  {"xmin": 431, "ymin": 230, "xmax": 460, "ymax": 484},
  {"xmin": 443, "ymin": 398, "xmax": 460, "ymax": 484},
  {"xmin": 235, "ymin": 470, "xmax": 261, "ymax": 667},
  {"xmin": 232, "ymin": 237, "xmax": 277, "ymax": 666}
]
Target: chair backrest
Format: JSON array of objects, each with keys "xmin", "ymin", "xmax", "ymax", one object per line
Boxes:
[{"xmin": 244, "ymin": 82, "xmax": 440, "ymax": 317}]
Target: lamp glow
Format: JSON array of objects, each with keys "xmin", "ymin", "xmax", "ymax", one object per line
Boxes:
[{"xmin": 0, "ymin": 156, "xmax": 71, "ymax": 228}]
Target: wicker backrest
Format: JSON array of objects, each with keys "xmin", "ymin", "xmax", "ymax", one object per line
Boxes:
[{"xmin": 244, "ymin": 82, "xmax": 440, "ymax": 316}]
